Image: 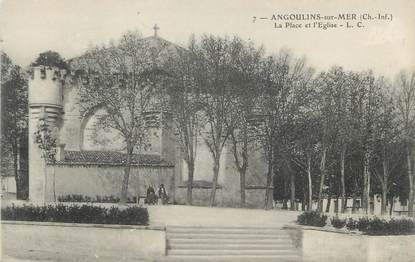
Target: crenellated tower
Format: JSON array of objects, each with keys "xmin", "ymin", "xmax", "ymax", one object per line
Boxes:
[{"xmin": 28, "ymin": 66, "xmax": 66, "ymax": 202}]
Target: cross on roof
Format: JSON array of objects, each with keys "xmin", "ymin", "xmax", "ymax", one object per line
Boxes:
[{"xmin": 153, "ymin": 24, "xmax": 160, "ymax": 37}]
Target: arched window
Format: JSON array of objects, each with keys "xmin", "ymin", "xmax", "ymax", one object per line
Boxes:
[{"xmin": 79, "ymin": 106, "xmax": 125, "ymax": 151}]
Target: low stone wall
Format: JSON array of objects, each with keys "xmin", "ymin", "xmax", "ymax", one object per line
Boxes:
[
  {"xmin": 2, "ymin": 221, "xmax": 166, "ymax": 260},
  {"xmin": 44, "ymin": 165, "xmax": 174, "ymax": 202},
  {"xmin": 175, "ymin": 187, "xmax": 240, "ymax": 207},
  {"xmin": 175, "ymin": 187, "xmax": 267, "ymax": 208},
  {"xmin": 302, "ymin": 230, "xmax": 415, "ymax": 262}
]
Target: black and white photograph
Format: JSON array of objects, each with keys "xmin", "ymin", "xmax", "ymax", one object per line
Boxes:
[{"xmin": 0, "ymin": 0, "xmax": 414, "ymax": 261}]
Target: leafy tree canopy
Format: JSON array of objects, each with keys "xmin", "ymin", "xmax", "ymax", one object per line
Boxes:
[{"xmin": 31, "ymin": 50, "xmax": 68, "ymax": 69}]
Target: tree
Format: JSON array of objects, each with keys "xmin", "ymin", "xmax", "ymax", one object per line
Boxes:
[
  {"xmin": 191, "ymin": 35, "xmax": 240, "ymax": 206},
  {"xmin": 335, "ymin": 71, "xmax": 363, "ymax": 213},
  {"xmin": 291, "ymin": 110, "xmax": 321, "ymax": 211},
  {"xmin": 361, "ymin": 73, "xmax": 384, "ymax": 214},
  {"xmin": 371, "ymin": 79, "xmax": 401, "ymax": 215},
  {"xmin": 75, "ymin": 30, "xmax": 168, "ymax": 203},
  {"xmin": 1, "ymin": 53, "xmax": 28, "ymax": 199},
  {"xmin": 338, "ymin": 71, "xmax": 382, "ymax": 214},
  {"xmin": 1, "ymin": 51, "xmax": 13, "ymax": 81},
  {"xmin": 313, "ymin": 68, "xmax": 345, "ymax": 212},
  {"xmin": 33, "ymin": 114, "xmax": 57, "ymax": 201},
  {"xmin": 227, "ymin": 39, "xmax": 263, "ymax": 207},
  {"xmin": 31, "ymin": 50, "xmax": 68, "ymax": 69},
  {"xmin": 395, "ymin": 71, "xmax": 415, "ymax": 217},
  {"xmin": 255, "ymin": 51, "xmax": 313, "ymax": 209},
  {"xmin": 346, "ymin": 72, "xmax": 369, "ymax": 213},
  {"xmin": 166, "ymin": 37, "xmax": 201, "ymax": 205}
]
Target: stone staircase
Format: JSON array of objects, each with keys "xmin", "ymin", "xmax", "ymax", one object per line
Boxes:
[{"xmin": 165, "ymin": 225, "xmax": 302, "ymax": 261}]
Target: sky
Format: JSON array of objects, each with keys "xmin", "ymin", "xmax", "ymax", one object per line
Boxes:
[{"xmin": 0, "ymin": 0, "xmax": 414, "ymax": 78}]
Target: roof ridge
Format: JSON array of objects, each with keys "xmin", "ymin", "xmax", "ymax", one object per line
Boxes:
[
  {"xmin": 60, "ymin": 150, "xmax": 172, "ymax": 167},
  {"xmin": 65, "ymin": 150, "xmax": 160, "ymax": 156}
]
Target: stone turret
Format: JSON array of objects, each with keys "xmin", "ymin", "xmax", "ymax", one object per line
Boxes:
[{"xmin": 28, "ymin": 66, "xmax": 66, "ymax": 202}]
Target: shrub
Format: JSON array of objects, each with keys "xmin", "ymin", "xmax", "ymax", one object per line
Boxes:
[
  {"xmin": 364, "ymin": 217, "xmax": 415, "ymax": 235},
  {"xmin": 298, "ymin": 212, "xmax": 415, "ymax": 235},
  {"xmin": 57, "ymin": 194, "xmax": 138, "ymax": 204},
  {"xmin": 331, "ymin": 216, "xmax": 347, "ymax": 228},
  {"xmin": 345, "ymin": 217, "xmax": 359, "ymax": 230},
  {"xmin": 1, "ymin": 204, "xmax": 149, "ymax": 225},
  {"xmin": 345, "ymin": 217, "xmax": 371, "ymax": 231},
  {"xmin": 297, "ymin": 211, "xmax": 327, "ymax": 227},
  {"xmin": 344, "ymin": 216, "xmax": 415, "ymax": 235}
]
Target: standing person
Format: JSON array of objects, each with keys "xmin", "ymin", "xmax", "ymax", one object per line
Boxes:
[
  {"xmin": 145, "ymin": 185, "xmax": 157, "ymax": 205},
  {"xmin": 158, "ymin": 184, "xmax": 168, "ymax": 205}
]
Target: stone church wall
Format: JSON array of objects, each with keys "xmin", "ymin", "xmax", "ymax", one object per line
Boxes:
[
  {"xmin": 245, "ymin": 188, "xmax": 267, "ymax": 208},
  {"xmin": 174, "ymin": 148, "xmax": 268, "ymax": 208},
  {"xmin": 45, "ymin": 165, "xmax": 174, "ymax": 202},
  {"xmin": 59, "ymin": 83, "xmax": 82, "ymax": 150},
  {"xmin": 175, "ymin": 187, "xmax": 239, "ymax": 207}
]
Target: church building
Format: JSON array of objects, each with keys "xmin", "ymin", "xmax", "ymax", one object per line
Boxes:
[{"xmin": 28, "ymin": 30, "xmax": 269, "ymax": 207}]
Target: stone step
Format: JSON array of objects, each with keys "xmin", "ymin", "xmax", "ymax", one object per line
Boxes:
[
  {"xmin": 162, "ymin": 255, "xmax": 302, "ymax": 262},
  {"xmin": 169, "ymin": 238, "xmax": 291, "ymax": 244},
  {"xmin": 167, "ymin": 228, "xmax": 289, "ymax": 235},
  {"xmin": 167, "ymin": 249, "xmax": 300, "ymax": 256},
  {"xmin": 167, "ymin": 225, "xmax": 287, "ymax": 230},
  {"xmin": 168, "ymin": 242, "xmax": 296, "ymax": 250},
  {"xmin": 167, "ymin": 232, "xmax": 291, "ymax": 239},
  {"xmin": 165, "ymin": 226, "xmax": 300, "ymax": 260}
]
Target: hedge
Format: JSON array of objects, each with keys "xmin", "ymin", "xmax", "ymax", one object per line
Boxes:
[
  {"xmin": 347, "ymin": 217, "xmax": 415, "ymax": 235},
  {"xmin": 1, "ymin": 204, "xmax": 149, "ymax": 225},
  {"xmin": 331, "ymin": 216, "xmax": 347, "ymax": 229},
  {"xmin": 297, "ymin": 211, "xmax": 327, "ymax": 227},
  {"xmin": 297, "ymin": 211, "xmax": 415, "ymax": 235},
  {"xmin": 58, "ymin": 194, "xmax": 138, "ymax": 204}
]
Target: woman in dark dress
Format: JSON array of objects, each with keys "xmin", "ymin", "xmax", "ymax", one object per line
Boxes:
[
  {"xmin": 145, "ymin": 185, "xmax": 157, "ymax": 205},
  {"xmin": 158, "ymin": 184, "xmax": 168, "ymax": 205}
]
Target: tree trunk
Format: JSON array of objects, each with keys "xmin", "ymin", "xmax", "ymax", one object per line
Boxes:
[
  {"xmin": 334, "ymin": 197, "xmax": 339, "ymax": 213},
  {"xmin": 362, "ymin": 166, "xmax": 368, "ymax": 212},
  {"xmin": 43, "ymin": 160, "xmax": 48, "ymax": 203},
  {"xmin": 344, "ymin": 198, "xmax": 348, "ymax": 213},
  {"xmin": 407, "ymin": 147, "xmax": 414, "ymax": 217},
  {"xmin": 325, "ymin": 194, "xmax": 332, "ymax": 213},
  {"xmin": 240, "ymin": 126, "xmax": 248, "ymax": 208},
  {"xmin": 352, "ymin": 193, "xmax": 357, "ymax": 214},
  {"xmin": 340, "ymin": 146, "xmax": 346, "ymax": 213},
  {"xmin": 302, "ymin": 190, "xmax": 306, "ymax": 211},
  {"xmin": 120, "ymin": 145, "xmax": 134, "ymax": 204},
  {"xmin": 240, "ymin": 168, "xmax": 246, "ymax": 208},
  {"xmin": 52, "ymin": 166, "xmax": 56, "ymax": 202},
  {"xmin": 186, "ymin": 162, "xmax": 195, "ymax": 205},
  {"xmin": 13, "ymin": 137, "xmax": 27, "ymax": 200},
  {"xmin": 282, "ymin": 199, "xmax": 288, "ymax": 209},
  {"xmin": 230, "ymin": 127, "xmax": 248, "ymax": 208},
  {"xmin": 307, "ymin": 153, "xmax": 312, "ymax": 211},
  {"xmin": 381, "ymin": 157, "xmax": 389, "ymax": 216},
  {"xmin": 381, "ymin": 186, "xmax": 388, "ymax": 216},
  {"xmin": 289, "ymin": 164, "xmax": 296, "ymax": 211},
  {"xmin": 18, "ymin": 133, "xmax": 29, "ymax": 200},
  {"xmin": 264, "ymin": 150, "xmax": 274, "ymax": 210},
  {"xmin": 362, "ymin": 151, "xmax": 371, "ymax": 214},
  {"xmin": 209, "ymin": 157, "xmax": 220, "ymax": 207},
  {"xmin": 264, "ymin": 173, "xmax": 274, "ymax": 210},
  {"xmin": 317, "ymin": 148, "xmax": 327, "ymax": 212},
  {"xmin": 368, "ymin": 168, "xmax": 371, "ymax": 214},
  {"xmin": 12, "ymin": 143, "xmax": 21, "ymax": 199},
  {"xmin": 389, "ymin": 195, "xmax": 394, "ymax": 216}
]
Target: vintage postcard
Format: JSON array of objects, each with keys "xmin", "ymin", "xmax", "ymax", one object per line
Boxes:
[{"xmin": 1, "ymin": 0, "xmax": 414, "ymax": 261}]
